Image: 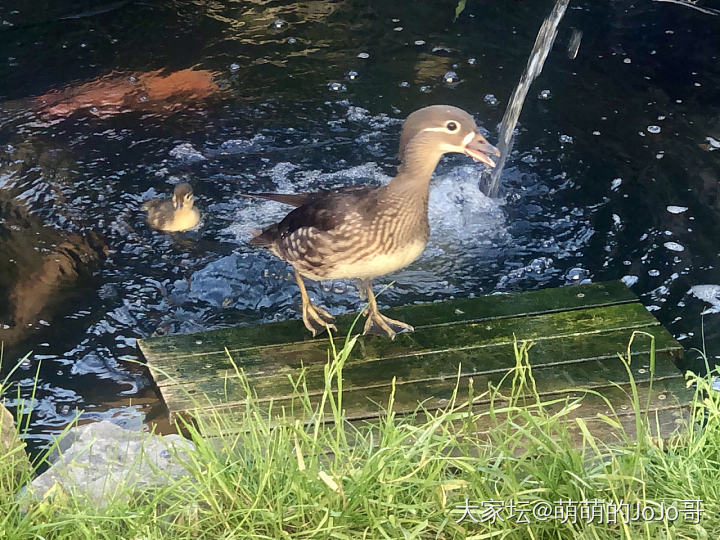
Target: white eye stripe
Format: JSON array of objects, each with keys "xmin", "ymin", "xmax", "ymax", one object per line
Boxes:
[
  {"xmin": 420, "ymin": 127, "xmax": 478, "ymax": 147},
  {"xmin": 421, "ymin": 126, "xmax": 458, "ymax": 134}
]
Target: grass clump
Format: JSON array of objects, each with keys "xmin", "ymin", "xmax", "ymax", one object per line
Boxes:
[{"xmin": 1, "ymin": 334, "xmax": 719, "ymax": 539}]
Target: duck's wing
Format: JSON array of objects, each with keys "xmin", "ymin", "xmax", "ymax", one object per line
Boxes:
[
  {"xmin": 242, "ymin": 186, "xmax": 371, "ymax": 208},
  {"xmin": 141, "ymin": 198, "xmax": 164, "ymax": 211},
  {"xmin": 143, "ymin": 199, "xmax": 173, "ymax": 229},
  {"xmin": 249, "ymin": 187, "xmax": 376, "ymax": 254}
]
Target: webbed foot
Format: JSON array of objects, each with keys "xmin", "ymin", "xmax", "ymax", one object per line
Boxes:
[
  {"xmin": 302, "ymin": 301, "xmax": 337, "ymax": 337},
  {"xmin": 362, "ymin": 310, "xmax": 414, "ymax": 340}
]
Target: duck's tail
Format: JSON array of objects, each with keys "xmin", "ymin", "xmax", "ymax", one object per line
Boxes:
[{"xmin": 239, "ymin": 192, "xmax": 312, "ymax": 207}]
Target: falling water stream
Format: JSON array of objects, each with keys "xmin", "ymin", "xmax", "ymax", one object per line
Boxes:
[{"xmin": 484, "ymin": 0, "xmax": 570, "ymax": 197}]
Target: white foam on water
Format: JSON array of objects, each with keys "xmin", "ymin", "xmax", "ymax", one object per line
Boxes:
[
  {"xmin": 622, "ymin": 275, "xmax": 638, "ymax": 287},
  {"xmin": 663, "ymin": 241, "xmax": 684, "ymax": 252},
  {"xmin": 428, "ymin": 164, "xmax": 506, "ymax": 242},
  {"xmin": 169, "ymin": 142, "xmax": 206, "ymax": 163},
  {"xmin": 689, "ymin": 284, "xmax": 720, "ymax": 315}
]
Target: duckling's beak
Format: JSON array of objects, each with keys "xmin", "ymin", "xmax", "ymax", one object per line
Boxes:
[{"xmin": 464, "ymin": 133, "xmax": 500, "ymax": 168}]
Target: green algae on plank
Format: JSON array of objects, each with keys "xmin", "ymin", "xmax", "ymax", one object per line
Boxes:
[
  {"xmin": 138, "ymin": 280, "xmax": 636, "ymax": 361},
  {"xmin": 148, "ymin": 302, "xmax": 667, "ymax": 386}
]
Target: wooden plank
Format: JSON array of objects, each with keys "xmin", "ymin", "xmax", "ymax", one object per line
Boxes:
[
  {"xmin": 135, "ymin": 281, "xmax": 690, "ymax": 448},
  {"xmin": 147, "ymin": 301, "xmax": 665, "ymax": 387},
  {"xmin": 138, "ymin": 280, "xmax": 636, "ymax": 361},
  {"xmin": 160, "ymin": 337, "xmax": 681, "ymax": 413},
  {"xmin": 355, "ymin": 405, "xmax": 691, "ymax": 453},
  {"xmin": 187, "ymin": 377, "xmax": 691, "ymax": 438},
  {"xmin": 175, "ymin": 354, "xmax": 688, "ymax": 419}
]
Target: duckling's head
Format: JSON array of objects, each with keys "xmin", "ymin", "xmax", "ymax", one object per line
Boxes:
[
  {"xmin": 398, "ymin": 105, "xmax": 499, "ymax": 168},
  {"xmin": 171, "ymin": 182, "xmax": 195, "ymax": 210}
]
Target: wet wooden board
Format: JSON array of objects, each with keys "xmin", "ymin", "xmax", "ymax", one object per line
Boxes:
[{"xmin": 138, "ymin": 281, "xmax": 691, "ymax": 442}]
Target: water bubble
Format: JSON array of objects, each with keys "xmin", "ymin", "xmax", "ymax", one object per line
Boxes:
[
  {"xmin": 333, "ymin": 282, "xmax": 347, "ymax": 294},
  {"xmin": 443, "ymin": 71, "xmax": 458, "ymax": 84},
  {"xmin": 346, "ymin": 70, "xmax": 359, "ymax": 81},
  {"xmin": 657, "ymin": 115, "xmax": 666, "ymax": 120},
  {"xmin": 559, "ymin": 134, "xmax": 574, "ymax": 144},
  {"xmin": 328, "ymin": 82, "xmax": 346, "ymax": 92},
  {"xmin": 592, "ymin": 130, "xmax": 601, "ymax": 136},
  {"xmin": 566, "ymin": 267, "xmax": 587, "ymax": 281},
  {"xmin": 287, "ymin": 37, "xmax": 297, "ymax": 44},
  {"xmin": 648, "ymin": 269, "xmax": 660, "ymax": 277},
  {"xmin": 419, "ymin": 85, "xmax": 431, "ymax": 93},
  {"xmin": 538, "ymin": 89, "xmax": 551, "ymax": 100},
  {"xmin": 528, "ymin": 258, "xmax": 552, "ymax": 273},
  {"xmin": 647, "ymin": 125, "xmax": 661, "ymax": 134},
  {"xmin": 623, "ymin": 58, "xmax": 632, "ymax": 64},
  {"xmin": 414, "ymin": 40, "xmax": 426, "ymax": 46},
  {"xmin": 357, "ymin": 52, "xmax": 370, "ymax": 59},
  {"xmin": 621, "ymin": 275, "xmax": 638, "ymax": 287},
  {"xmin": 399, "ymin": 81, "xmax": 410, "ymax": 88},
  {"xmin": 394, "ymin": 26, "xmax": 403, "ymax": 32},
  {"xmin": 467, "ymin": 57, "xmax": 476, "ymax": 65},
  {"xmin": 483, "ymin": 94, "xmax": 498, "ymax": 106},
  {"xmin": 128, "ymin": 76, "xmax": 137, "ymax": 83},
  {"xmin": 656, "ymin": 152, "xmax": 664, "ymax": 159},
  {"xmin": 229, "ymin": 63, "xmax": 240, "ymax": 72},
  {"xmin": 664, "ymin": 241, "xmax": 685, "ymax": 252},
  {"xmin": 271, "ymin": 19, "xmax": 286, "ymax": 29}
]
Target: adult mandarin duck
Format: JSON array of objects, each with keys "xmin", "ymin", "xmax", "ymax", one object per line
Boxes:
[{"xmin": 248, "ymin": 105, "xmax": 499, "ymax": 339}]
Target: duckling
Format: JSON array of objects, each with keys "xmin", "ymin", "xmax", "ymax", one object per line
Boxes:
[
  {"xmin": 247, "ymin": 105, "xmax": 499, "ymax": 339},
  {"xmin": 143, "ymin": 183, "xmax": 200, "ymax": 232}
]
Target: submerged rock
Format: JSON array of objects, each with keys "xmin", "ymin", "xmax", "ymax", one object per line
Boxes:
[{"xmin": 24, "ymin": 421, "xmax": 195, "ymax": 508}]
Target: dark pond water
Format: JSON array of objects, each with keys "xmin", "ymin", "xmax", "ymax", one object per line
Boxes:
[{"xmin": 1, "ymin": 0, "xmax": 719, "ymax": 453}]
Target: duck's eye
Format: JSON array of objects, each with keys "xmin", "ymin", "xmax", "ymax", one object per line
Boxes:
[{"xmin": 446, "ymin": 121, "xmax": 458, "ymax": 132}]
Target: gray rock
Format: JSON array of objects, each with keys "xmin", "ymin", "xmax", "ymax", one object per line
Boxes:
[
  {"xmin": 25, "ymin": 420, "xmax": 195, "ymax": 507},
  {"xmin": 1, "ymin": 402, "xmax": 31, "ymax": 481}
]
